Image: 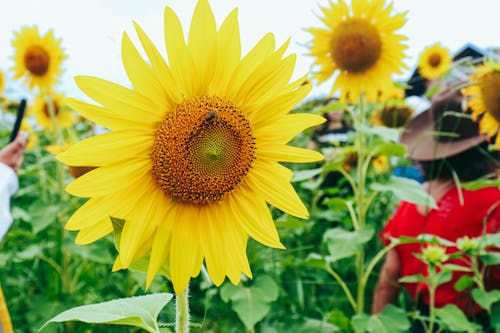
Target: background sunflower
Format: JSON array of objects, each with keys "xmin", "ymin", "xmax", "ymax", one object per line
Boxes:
[
  {"xmin": 418, "ymin": 43, "xmax": 452, "ymax": 80},
  {"xmin": 11, "ymin": 26, "xmax": 66, "ymax": 91},
  {"xmin": 462, "ymin": 61, "xmax": 500, "ymax": 147},
  {"xmin": 32, "ymin": 91, "xmax": 74, "ymax": 130},
  {"xmin": 307, "ymin": 0, "xmax": 408, "ymax": 103}
]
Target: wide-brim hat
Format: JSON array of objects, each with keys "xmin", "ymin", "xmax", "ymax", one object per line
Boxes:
[{"xmin": 400, "ymin": 89, "xmax": 487, "ymax": 161}]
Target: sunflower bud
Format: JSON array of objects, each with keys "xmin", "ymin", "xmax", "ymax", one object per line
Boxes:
[{"xmin": 422, "ymin": 245, "xmax": 449, "ymax": 266}]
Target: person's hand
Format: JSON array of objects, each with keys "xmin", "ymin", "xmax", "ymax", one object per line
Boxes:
[{"xmin": 0, "ymin": 132, "xmax": 29, "ymax": 172}]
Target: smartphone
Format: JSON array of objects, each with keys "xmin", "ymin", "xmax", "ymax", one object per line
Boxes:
[{"xmin": 9, "ymin": 99, "xmax": 27, "ymax": 143}]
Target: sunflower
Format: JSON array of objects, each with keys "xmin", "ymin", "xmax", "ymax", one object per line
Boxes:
[
  {"xmin": 307, "ymin": 0, "xmax": 408, "ymax": 103},
  {"xmin": 372, "ymin": 99, "xmax": 413, "ymax": 128},
  {"xmin": 20, "ymin": 120, "xmax": 39, "ymax": 150},
  {"xmin": 12, "ymin": 26, "xmax": 66, "ymax": 91},
  {"xmin": 32, "ymin": 91, "xmax": 74, "ymax": 130},
  {"xmin": 372, "ymin": 155, "xmax": 389, "ymax": 174},
  {"xmin": 57, "ymin": 0, "xmax": 324, "ymax": 294},
  {"xmin": 462, "ymin": 61, "xmax": 500, "ymax": 147},
  {"xmin": 418, "ymin": 43, "xmax": 452, "ymax": 80}
]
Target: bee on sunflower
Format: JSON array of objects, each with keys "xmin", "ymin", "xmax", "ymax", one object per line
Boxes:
[
  {"xmin": 57, "ymin": 0, "xmax": 325, "ymax": 294},
  {"xmin": 11, "ymin": 26, "xmax": 66, "ymax": 91},
  {"xmin": 307, "ymin": 0, "xmax": 408, "ymax": 103}
]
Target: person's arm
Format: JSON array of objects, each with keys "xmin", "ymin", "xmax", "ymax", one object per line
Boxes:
[
  {"xmin": 372, "ymin": 249, "xmax": 401, "ymax": 314},
  {"xmin": 0, "ymin": 133, "xmax": 28, "ymax": 241}
]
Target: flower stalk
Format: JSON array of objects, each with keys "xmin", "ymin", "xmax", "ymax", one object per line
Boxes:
[{"xmin": 176, "ymin": 285, "xmax": 190, "ymax": 333}]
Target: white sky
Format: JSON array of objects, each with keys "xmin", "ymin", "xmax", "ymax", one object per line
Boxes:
[{"xmin": 1, "ymin": 0, "xmax": 500, "ymax": 102}]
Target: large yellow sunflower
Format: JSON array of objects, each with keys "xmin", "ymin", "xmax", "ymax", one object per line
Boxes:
[
  {"xmin": 418, "ymin": 43, "xmax": 452, "ymax": 80},
  {"xmin": 307, "ymin": 0, "xmax": 408, "ymax": 103},
  {"xmin": 57, "ymin": 0, "xmax": 324, "ymax": 294},
  {"xmin": 462, "ymin": 61, "xmax": 500, "ymax": 147},
  {"xmin": 32, "ymin": 91, "xmax": 74, "ymax": 130},
  {"xmin": 12, "ymin": 26, "xmax": 66, "ymax": 91}
]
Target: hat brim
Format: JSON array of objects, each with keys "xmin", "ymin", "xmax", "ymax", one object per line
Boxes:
[{"xmin": 400, "ymin": 108, "xmax": 487, "ymax": 161}]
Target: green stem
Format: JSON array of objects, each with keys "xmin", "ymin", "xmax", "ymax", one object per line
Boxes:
[
  {"xmin": 355, "ymin": 94, "xmax": 367, "ymax": 314},
  {"xmin": 325, "ymin": 265, "xmax": 357, "ymax": 312},
  {"xmin": 428, "ymin": 284, "xmax": 436, "ymax": 333},
  {"xmin": 361, "ymin": 242, "xmax": 398, "ymax": 290},
  {"xmin": 176, "ymin": 285, "xmax": 190, "ymax": 333}
]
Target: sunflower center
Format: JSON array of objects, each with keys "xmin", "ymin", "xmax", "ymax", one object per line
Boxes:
[
  {"xmin": 428, "ymin": 53, "xmax": 441, "ymax": 68},
  {"xmin": 380, "ymin": 105, "xmax": 412, "ymax": 128},
  {"xmin": 330, "ymin": 19, "xmax": 382, "ymax": 73},
  {"xmin": 24, "ymin": 45, "xmax": 50, "ymax": 76},
  {"xmin": 151, "ymin": 96, "xmax": 255, "ymax": 206},
  {"xmin": 43, "ymin": 101, "xmax": 60, "ymax": 118},
  {"xmin": 480, "ymin": 71, "xmax": 500, "ymax": 122}
]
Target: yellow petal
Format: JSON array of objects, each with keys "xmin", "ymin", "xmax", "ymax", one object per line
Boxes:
[
  {"xmin": 57, "ymin": 130, "xmax": 152, "ymax": 166},
  {"xmin": 65, "ymin": 159, "xmax": 150, "ymax": 198},
  {"xmin": 209, "ymin": 8, "xmax": 240, "ymax": 94},
  {"xmin": 74, "ymin": 76, "xmax": 162, "ymax": 124},
  {"xmin": 119, "ymin": 189, "xmax": 170, "ymax": 267},
  {"xmin": 75, "ymin": 218, "xmax": 113, "ymax": 245},
  {"xmin": 254, "ymin": 113, "xmax": 325, "ymax": 143},
  {"xmin": 228, "ymin": 184, "xmax": 284, "ymax": 249},
  {"xmin": 122, "ymin": 32, "xmax": 169, "ymax": 109},
  {"xmin": 245, "ymin": 160, "xmax": 309, "ymax": 218},
  {"xmin": 256, "ymin": 144, "xmax": 324, "ymax": 163},
  {"xmin": 164, "ymin": 6, "xmax": 196, "ymax": 97},
  {"xmin": 169, "ymin": 206, "xmax": 203, "ymax": 294},
  {"xmin": 133, "ymin": 22, "xmax": 182, "ymax": 104},
  {"xmin": 188, "ymin": 0, "xmax": 217, "ymax": 90},
  {"xmin": 64, "ymin": 98, "xmax": 153, "ymax": 131}
]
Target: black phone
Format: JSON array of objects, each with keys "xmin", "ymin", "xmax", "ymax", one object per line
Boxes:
[{"xmin": 9, "ymin": 99, "xmax": 27, "ymax": 143}]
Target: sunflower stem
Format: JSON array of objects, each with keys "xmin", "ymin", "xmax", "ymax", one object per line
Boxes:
[{"xmin": 176, "ymin": 285, "xmax": 190, "ymax": 333}]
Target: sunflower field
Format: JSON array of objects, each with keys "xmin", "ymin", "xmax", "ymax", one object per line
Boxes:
[{"xmin": 1, "ymin": 1, "xmax": 499, "ymax": 333}]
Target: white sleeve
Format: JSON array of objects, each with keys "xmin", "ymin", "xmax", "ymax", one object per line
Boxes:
[{"xmin": 0, "ymin": 162, "xmax": 19, "ymax": 242}]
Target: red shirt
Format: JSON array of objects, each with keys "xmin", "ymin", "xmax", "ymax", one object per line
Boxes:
[{"xmin": 381, "ymin": 186, "xmax": 500, "ymax": 313}]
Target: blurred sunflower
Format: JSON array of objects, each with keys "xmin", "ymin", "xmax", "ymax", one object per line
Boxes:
[
  {"xmin": 58, "ymin": 0, "xmax": 324, "ymax": 294},
  {"xmin": 20, "ymin": 120, "xmax": 39, "ymax": 150},
  {"xmin": 307, "ymin": 0, "xmax": 408, "ymax": 103},
  {"xmin": 462, "ymin": 61, "xmax": 500, "ymax": 147},
  {"xmin": 372, "ymin": 100, "xmax": 413, "ymax": 128},
  {"xmin": 372, "ymin": 155, "xmax": 389, "ymax": 174},
  {"xmin": 0, "ymin": 69, "xmax": 5, "ymax": 93},
  {"xmin": 12, "ymin": 26, "xmax": 66, "ymax": 91},
  {"xmin": 33, "ymin": 91, "xmax": 74, "ymax": 130},
  {"xmin": 418, "ymin": 43, "xmax": 452, "ymax": 80}
]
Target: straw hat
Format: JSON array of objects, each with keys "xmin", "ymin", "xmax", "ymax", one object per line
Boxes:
[{"xmin": 400, "ymin": 89, "xmax": 487, "ymax": 161}]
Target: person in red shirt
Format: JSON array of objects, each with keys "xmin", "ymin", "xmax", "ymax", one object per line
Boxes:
[{"xmin": 372, "ymin": 89, "xmax": 500, "ymax": 332}]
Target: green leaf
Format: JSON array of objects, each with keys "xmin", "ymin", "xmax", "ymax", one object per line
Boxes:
[
  {"xmin": 435, "ymin": 304, "xmax": 480, "ymax": 333},
  {"xmin": 371, "ymin": 176, "xmax": 437, "ymax": 208},
  {"xmin": 219, "ymin": 283, "xmax": 240, "ymax": 303},
  {"xmin": 40, "ymin": 293, "xmax": 174, "ymax": 333},
  {"xmin": 221, "ymin": 275, "xmax": 279, "ymax": 330},
  {"xmin": 472, "ymin": 288, "xmax": 500, "ymax": 312},
  {"xmin": 370, "ymin": 142, "xmax": 406, "ymax": 158},
  {"xmin": 480, "ymin": 252, "xmax": 500, "ymax": 265},
  {"xmin": 352, "ymin": 305, "xmax": 410, "ymax": 333},
  {"xmin": 323, "ymin": 226, "xmax": 375, "ymax": 262},
  {"xmin": 399, "ymin": 274, "xmax": 425, "ymax": 284},
  {"xmin": 454, "ymin": 275, "xmax": 475, "ymax": 292},
  {"xmin": 291, "ymin": 168, "xmax": 323, "ymax": 182},
  {"xmin": 461, "ymin": 178, "xmax": 500, "ymax": 190},
  {"xmin": 315, "ymin": 101, "xmax": 349, "ymax": 115},
  {"xmin": 301, "ymin": 253, "xmax": 327, "ymax": 269},
  {"xmin": 356, "ymin": 124, "xmax": 400, "ymax": 142}
]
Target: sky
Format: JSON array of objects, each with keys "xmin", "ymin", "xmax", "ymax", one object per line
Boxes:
[{"xmin": 1, "ymin": 0, "xmax": 500, "ymax": 102}]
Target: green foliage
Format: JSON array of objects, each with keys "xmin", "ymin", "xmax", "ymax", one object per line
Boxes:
[
  {"xmin": 435, "ymin": 305, "xmax": 481, "ymax": 333},
  {"xmin": 220, "ymin": 275, "xmax": 279, "ymax": 330},
  {"xmin": 351, "ymin": 305, "xmax": 410, "ymax": 333},
  {"xmin": 41, "ymin": 293, "xmax": 173, "ymax": 332}
]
